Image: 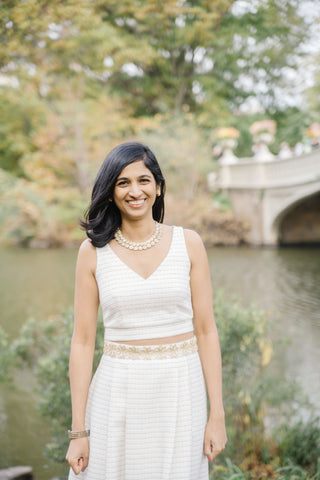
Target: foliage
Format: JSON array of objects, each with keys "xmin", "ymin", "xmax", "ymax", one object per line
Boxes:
[
  {"xmin": 35, "ymin": 310, "xmax": 76, "ymax": 463},
  {"xmin": 135, "ymin": 114, "xmax": 214, "ymax": 200},
  {"xmin": 211, "ymin": 458, "xmax": 248, "ymax": 479},
  {"xmin": 212, "ymin": 290, "xmax": 312, "ymax": 467},
  {"xmin": 307, "ymin": 68, "xmax": 320, "ymax": 118},
  {"xmin": 0, "ymin": 168, "xmax": 88, "ymax": 247},
  {"xmin": 213, "ymin": 291, "xmax": 272, "ymax": 462},
  {"xmin": 96, "ymin": 0, "xmax": 307, "ymax": 117},
  {"xmin": 277, "ymin": 417, "xmax": 320, "ymax": 472},
  {"xmin": 210, "ymin": 458, "xmax": 320, "ymax": 480},
  {"xmin": 275, "ymin": 460, "xmax": 320, "ymax": 480},
  {"xmin": 0, "ymin": 91, "xmax": 45, "ymax": 175},
  {"xmin": 20, "ymin": 93, "xmax": 130, "ymax": 192},
  {"xmin": 0, "ymin": 325, "xmax": 14, "ymax": 383},
  {"xmin": 211, "ymin": 192, "xmax": 233, "ymax": 212},
  {"xmin": 270, "ymin": 107, "xmax": 315, "ymax": 151},
  {"xmin": 9, "ymin": 309, "xmax": 104, "ymax": 463},
  {"xmin": 1, "ymin": 0, "xmax": 308, "ymax": 116}
]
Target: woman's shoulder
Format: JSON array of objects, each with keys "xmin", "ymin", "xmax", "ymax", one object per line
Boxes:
[
  {"xmin": 182, "ymin": 227, "xmax": 202, "ymax": 244},
  {"xmin": 165, "ymin": 224, "xmax": 205, "ymax": 259},
  {"xmin": 170, "ymin": 225, "xmax": 203, "ymax": 246},
  {"xmin": 163, "ymin": 223, "xmax": 201, "ymax": 240},
  {"xmin": 183, "ymin": 228, "xmax": 205, "ymax": 257},
  {"xmin": 79, "ymin": 238, "xmax": 96, "ymax": 253},
  {"xmin": 76, "ymin": 238, "xmax": 97, "ymax": 274}
]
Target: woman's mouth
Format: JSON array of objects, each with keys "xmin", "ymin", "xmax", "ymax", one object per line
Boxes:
[{"xmin": 127, "ymin": 199, "xmax": 145, "ymax": 208}]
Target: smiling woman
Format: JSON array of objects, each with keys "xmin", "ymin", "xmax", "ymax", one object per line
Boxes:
[
  {"xmin": 65, "ymin": 142, "xmax": 227, "ymax": 480},
  {"xmin": 79, "ymin": 142, "xmax": 165, "ymax": 248},
  {"xmin": 112, "ymin": 161, "xmax": 161, "ymax": 220}
]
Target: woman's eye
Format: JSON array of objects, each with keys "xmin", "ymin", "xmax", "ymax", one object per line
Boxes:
[
  {"xmin": 117, "ymin": 181, "xmax": 127, "ymax": 186},
  {"xmin": 140, "ymin": 178, "xmax": 150, "ymax": 183}
]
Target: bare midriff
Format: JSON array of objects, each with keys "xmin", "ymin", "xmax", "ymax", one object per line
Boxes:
[{"xmin": 113, "ymin": 330, "xmax": 195, "ymax": 346}]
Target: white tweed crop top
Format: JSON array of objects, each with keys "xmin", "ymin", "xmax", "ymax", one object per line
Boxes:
[{"xmin": 94, "ymin": 226, "xmax": 194, "ymax": 341}]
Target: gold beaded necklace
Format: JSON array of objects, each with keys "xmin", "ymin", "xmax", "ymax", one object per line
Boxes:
[{"xmin": 114, "ymin": 222, "xmax": 161, "ymax": 250}]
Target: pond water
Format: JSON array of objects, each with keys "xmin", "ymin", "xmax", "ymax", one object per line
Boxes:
[{"xmin": 0, "ymin": 244, "xmax": 319, "ymax": 479}]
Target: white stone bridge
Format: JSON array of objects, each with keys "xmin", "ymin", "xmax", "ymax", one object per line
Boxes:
[{"xmin": 209, "ymin": 149, "xmax": 320, "ymax": 246}]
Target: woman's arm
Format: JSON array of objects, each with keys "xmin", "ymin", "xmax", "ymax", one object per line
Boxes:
[
  {"xmin": 65, "ymin": 239, "xmax": 100, "ymax": 475},
  {"xmin": 184, "ymin": 229, "xmax": 227, "ymax": 462}
]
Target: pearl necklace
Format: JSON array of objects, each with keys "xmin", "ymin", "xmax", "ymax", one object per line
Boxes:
[{"xmin": 114, "ymin": 222, "xmax": 161, "ymax": 250}]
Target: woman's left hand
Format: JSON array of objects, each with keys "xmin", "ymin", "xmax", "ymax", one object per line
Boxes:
[{"xmin": 203, "ymin": 415, "xmax": 227, "ymax": 462}]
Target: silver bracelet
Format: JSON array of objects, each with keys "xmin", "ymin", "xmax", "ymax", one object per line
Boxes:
[{"xmin": 68, "ymin": 429, "xmax": 90, "ymax": 439}]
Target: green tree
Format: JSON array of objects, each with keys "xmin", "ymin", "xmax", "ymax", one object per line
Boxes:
[
  {"xmin": 0, "ymin": 91, "xmax": 44, "ymax": 175},
  {"xmin": 93, "ymin": 0, "xmax": 307, "ymax": 119},
  {"xmin": 1, "ymin": 0, "xmax": 308, "ymax": 118}
]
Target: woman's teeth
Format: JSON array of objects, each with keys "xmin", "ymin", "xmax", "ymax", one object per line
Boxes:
[{"xmin": 128, "ymin": 200, "xmax": 144, "ymax": 206}]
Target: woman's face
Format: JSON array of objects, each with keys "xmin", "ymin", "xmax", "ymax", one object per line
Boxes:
[{"xmin": 112, "ymin": 160, "xmax": 161, "ymax": 221}]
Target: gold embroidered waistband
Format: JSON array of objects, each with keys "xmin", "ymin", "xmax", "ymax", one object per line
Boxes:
[{"xmin": 103, "ymin": 336, "xmax": 198, "ymax": 360}]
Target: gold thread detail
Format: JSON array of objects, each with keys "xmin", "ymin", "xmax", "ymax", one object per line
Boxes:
[{"xmin": 103, "ymin": 337, "xmax": 198, "ymax": 359}]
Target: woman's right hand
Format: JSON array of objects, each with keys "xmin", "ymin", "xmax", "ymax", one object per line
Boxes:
[{"xmin": 66, "ymin": 437, "xmax": 90, "ymax": 475}]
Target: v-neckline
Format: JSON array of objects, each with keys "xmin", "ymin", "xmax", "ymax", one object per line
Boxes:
[{"xmin": 107, "ymin": 226, "xmax": 175, "ymax": 281}]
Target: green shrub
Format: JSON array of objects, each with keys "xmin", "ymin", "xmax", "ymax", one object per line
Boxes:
[
  {"xmin": 210, "ymin": 459, "xmax": 320, "ymax": 480},
  {"xmin": 210, "ymin": 458, "xmax": 248, "ymax": 479},
  {"xmin": 10, "ymin": 308, "xmax": 104, "ymax": 463},
  {"xmin": 213, "ymin": 291, "xmax": 273, "ymax": 461},
  {"xmin": 275, "ymin": 459, "xmax": 320, "ymax": 480},
  {"xmin": 277, "ymin": 418, "xmax": 320, "ymax": 472},
  {"xmin": 0, "ymin": 325, "xmax": 14, "ymax": 382},
  {"xmin": 211, "ymin": 192, "xmax": 232, "ymax": 212}
]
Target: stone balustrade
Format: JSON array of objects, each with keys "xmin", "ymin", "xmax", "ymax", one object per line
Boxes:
[{"xmin": 216, "ymin": 149, "xmax": 320, "ymax": 190}]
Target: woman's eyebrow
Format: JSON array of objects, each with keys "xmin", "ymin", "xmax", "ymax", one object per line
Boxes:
[
  {"xmin": 116, "ymin": 176, "xmax": 128, "ymax": 182},
  {"xmin": 116, "ymin": 174, "xmax": 152, "ymax": 181}
]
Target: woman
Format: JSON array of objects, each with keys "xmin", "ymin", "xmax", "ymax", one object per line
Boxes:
[{"xmin": 65, "ymin": 142, "xmax": 227, "ymax": 480}]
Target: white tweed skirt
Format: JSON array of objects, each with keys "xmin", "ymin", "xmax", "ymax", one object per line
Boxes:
[{"xmin": 68, "ymin": 336, "xmax": 209, "ymax": 480}]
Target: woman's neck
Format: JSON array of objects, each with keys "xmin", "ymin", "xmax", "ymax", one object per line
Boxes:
[{"xmin": 119, "ymin": 217, "xmax": 157, "ymax": 242}]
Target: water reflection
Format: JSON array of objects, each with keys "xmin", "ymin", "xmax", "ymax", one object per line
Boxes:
[
  {"xmin": 207, "ymin": 246, "xmax": 320, "ymax": 408},
  {"xmin": 0, "ymin": 248, "xmax": 77, "ymax": 337}
]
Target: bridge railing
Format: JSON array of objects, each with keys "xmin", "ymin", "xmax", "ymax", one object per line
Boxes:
[{"xmin": 216, "ymin": 149, "xmax": 320, "ymax": 189}]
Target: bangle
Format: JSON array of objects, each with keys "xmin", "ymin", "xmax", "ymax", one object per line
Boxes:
[{"xmin": 68, "ymin": 429, "xmax": 90, "ymax": 439}]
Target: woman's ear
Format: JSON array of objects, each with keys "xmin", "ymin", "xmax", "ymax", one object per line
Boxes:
[{"xmin": 156, "ymin": 185, "xmax": 161, "ymax": 197}]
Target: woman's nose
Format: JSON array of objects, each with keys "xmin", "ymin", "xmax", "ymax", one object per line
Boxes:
[{"xmin": 128, "ymin": 182, "xmax": 142, "ymax": 197}]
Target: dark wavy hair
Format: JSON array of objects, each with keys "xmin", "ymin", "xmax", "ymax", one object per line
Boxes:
[{"xmin": 80, "ymin": 142, "xmax": 166, "ymax": 247}]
